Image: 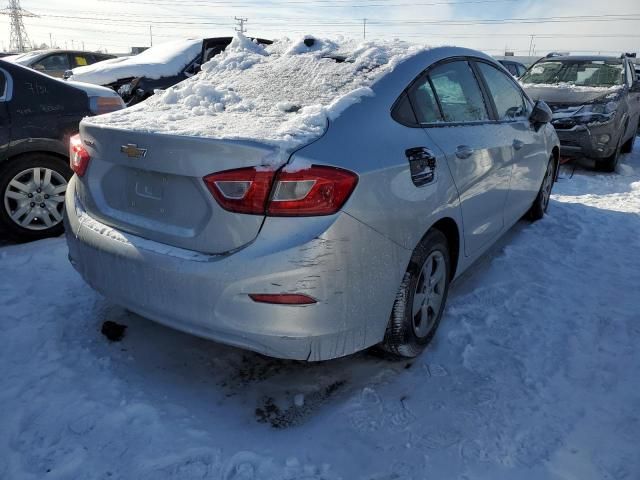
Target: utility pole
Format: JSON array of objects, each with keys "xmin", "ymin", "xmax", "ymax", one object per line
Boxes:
[
  {"xmin": 82, "ymin": 41, "xmax": 85, "ymax": 50},
  {"xmin": 363, "ymin": 18, "xmax": 367, "ymax": 40},
  {"xmin": 149, "ymin": 25, "xmax": 153, "ymax": 46},
  {"xmin": 0, "ymin": 0, "xmax": 38, "ymax": 52},
  {"xmin": 234, "ymin": 16, "xmax": 248, "ymax": 34},
  {"xmin": 528, "ymin": 35, "xmax": 535, "ymax": 57},
  {"xmin": 49, "ymin": 32, "xmax": 52, "ymax": 48}
]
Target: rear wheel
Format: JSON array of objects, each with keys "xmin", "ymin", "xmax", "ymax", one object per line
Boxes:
[
  {"xmin": 528, "ymin": 155, "xmax": 556, "ymax": 221},
  {"xmin": 0, "ymin": 154, "xmax": 71, "ymax": 241},
  {"xmin": 380, "ymin": 229, "xmax": 451, "ymax": 358}
]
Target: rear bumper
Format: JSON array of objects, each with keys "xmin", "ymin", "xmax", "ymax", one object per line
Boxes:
[
  {"xmin": 64, "ymin": 176, "xmax": 409, "ymax": 361},
  {"xmin": 554, "ymin": 122, "xmax": 620, "ymax": 160}
]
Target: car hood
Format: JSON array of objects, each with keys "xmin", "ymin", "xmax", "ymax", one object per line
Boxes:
[
  {"xmin": 66, "ymin": 80, "xmax": 123, "ymax": 98},
  {"xmin": 521, "ymin": 83, "xmax": 623, "ymax": 105}
]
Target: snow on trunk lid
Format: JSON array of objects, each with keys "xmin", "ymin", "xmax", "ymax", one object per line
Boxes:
[{"xmin": 85, "ymin": 34, "xmax": 425, "ymax": 168}]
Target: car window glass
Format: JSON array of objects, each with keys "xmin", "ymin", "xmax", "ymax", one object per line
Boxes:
[
  {"xmin": 391, "ymin": 91, "xmax": 419, "ymax": 126},
  {"xmin": 517, "ymin": 65, "xmax": 527, "ymax": 76},
  {"xmin": 74, "ymin": 55, "xmax": 89, "ymax": 67},
  {"xmin": 33, "ymin": 53, "xmax": 71, "ymax": 70},
  {"xmin": 477, "ymin": 62, "xmax": 527, "ymax": 120},
  {"xmin": 410, "ymin": 79, "xmax": 443, "ymax": 123},
  {"xmin": 505, "ymin": 63, "xmax": 517, "ymax": 76},
  {"xmin": 428, "ymin": 61, "xmax": 489, "ymax": 123},
  {"xmin": 0, "ymin": 71, "xmax": 5, "ymax": 98}
]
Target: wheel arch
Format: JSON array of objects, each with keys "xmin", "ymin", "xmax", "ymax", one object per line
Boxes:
[{"xmin": 426, "ymin": 217, "xmax": 461, "ymax": 281}]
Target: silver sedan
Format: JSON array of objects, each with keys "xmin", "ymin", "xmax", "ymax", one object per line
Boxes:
[{"xmin": 65, "ymin": 45, "xmax": 559, "ymax": 361}]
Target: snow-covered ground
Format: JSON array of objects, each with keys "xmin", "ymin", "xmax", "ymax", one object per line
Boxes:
[{"xmin": 1, "ymin": 141, "xmax": 639, "ymax": 479}]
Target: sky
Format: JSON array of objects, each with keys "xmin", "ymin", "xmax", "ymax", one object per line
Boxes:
[{"xmin": 1, "ymin": 0, "xmax": 639, "ymax": 56}]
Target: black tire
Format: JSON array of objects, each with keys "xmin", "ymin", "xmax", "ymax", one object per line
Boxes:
[
  {"xmin": 621, "ymin": 129, "xmax": 637, "ymax": 154},
  {"xmin": 597, "ymin": 133, "xmax": 624, "ymax": 173},
  {"xmin": 380, "ymin": 229, "xmax": 451, "ymax": 358},
  {"xmin": 528, "ymin": 155, "xmax": 556, "ymax": 221},
  {"xmin": 0, "ymin": 153, "xmax": 72, "ymax": 242}
]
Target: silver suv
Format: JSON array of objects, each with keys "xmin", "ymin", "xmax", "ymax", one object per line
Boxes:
[{"xmin": 521, "ymin": 54, "xmax": 640, "ymax": 171}]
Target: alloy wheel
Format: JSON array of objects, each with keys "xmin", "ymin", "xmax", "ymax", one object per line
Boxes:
[
  {"xmin": 3, "ymin": 167, "xmax": 67, "ymax": 231},
  {"xmin": 412, "ymin": 250, "xmax": 447, "ymax": 338}
]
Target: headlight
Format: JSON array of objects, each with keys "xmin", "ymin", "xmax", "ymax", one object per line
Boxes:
[{"xmin": 573, "ymin": 101, "xmax": 619, "ymax": 124}]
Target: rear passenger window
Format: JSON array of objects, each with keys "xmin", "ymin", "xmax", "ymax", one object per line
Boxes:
[
  {"xmin": 428, "ymin": 61, "xmax": 489, "ymax": 123},
  {"xmin": 410, "ymin": 80, "xmax": 443, "ymax": 123},
  {"xmin": 0, "ymin": 71, "xmax": 5, "ymax": 99},
  {"xmin": 476, "ymin": 62, "xmax": 527, "ymax": 120}
]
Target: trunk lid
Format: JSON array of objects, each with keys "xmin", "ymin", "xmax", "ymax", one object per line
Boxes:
[{"xmin": 77, "ymin": 122, "xmax": 282, "ymax": 254}]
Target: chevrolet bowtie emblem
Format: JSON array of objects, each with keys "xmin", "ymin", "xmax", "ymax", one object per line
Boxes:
[{"xmin": 120, "ymin": 144, "xmax": 147, "ymax": 159}]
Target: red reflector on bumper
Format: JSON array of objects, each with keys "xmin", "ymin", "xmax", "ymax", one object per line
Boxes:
[{"xmin": 249, "ymin": 293, "xmax": 317, "ymax": 305}]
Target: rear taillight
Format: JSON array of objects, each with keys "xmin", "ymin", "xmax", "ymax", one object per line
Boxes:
[
  {"xmin": 203, "ymin": 165, "xmax": 358, "ymax": 217},
  {"xmin": 89, "ymin": 96, "xmax": 125, "ymax": 115},
  {"xmin": 69, "ymin": 134, "xmax": 90, "ymax": 177},
  {"xmin": 268, "ymin": 166, "xmax": 358, "ymax": 216},
  {"xmin": 204, "ymin": 168, "xmax": 275, "ymax": 214}
]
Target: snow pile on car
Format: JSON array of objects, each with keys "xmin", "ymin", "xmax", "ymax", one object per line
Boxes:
[
  {"xmin": 519, "ymin": 82, "xmax": 623, "ymax": 93},
  {"xmin": 86, "ymin": 34, "xmax": 424, "ymax": 154},
  {"xmin": 68, "ymin": 38, "xmax": 203, "ymax": 85}
]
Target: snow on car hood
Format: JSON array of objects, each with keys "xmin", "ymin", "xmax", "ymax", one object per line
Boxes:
[
  {"xmin": 86, "ymin": 34, "xmax": 425, "ymax": 160},
  {"xmin": 68, "ymin": 38, "xmax": 202, "ymax": 85},
  {"xmin": 521, "ymin": 82, "xmax": 623, "ymax": 105}
]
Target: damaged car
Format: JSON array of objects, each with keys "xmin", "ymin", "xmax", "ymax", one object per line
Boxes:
[
  {"xmin": 521, "ymin": 54, "xmax": 640, "ymax": 171},
  {"xmin": 0, "ymin": 59, "xmax": 124, "ymax": 240},
  {"xmin": 67, "ymin": 37, "xmax": 271, "ymax": 106},
  {"xmin": 65, "ymin": 36, "xmax": 559, "ymax": 361}
]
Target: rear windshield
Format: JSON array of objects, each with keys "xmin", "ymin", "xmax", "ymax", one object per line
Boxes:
[{"xmin": 520, "ymin": 60, "xmax": 624, "ymax": 87}]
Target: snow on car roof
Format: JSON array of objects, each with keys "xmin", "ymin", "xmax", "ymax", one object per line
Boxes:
[
  {"xmin": 68, "ymin": 38, "xmax": 203, "ymax": 85},
  {"xmin": 87, "ymin": 34, "xmax": 426, "ymax": 155}
]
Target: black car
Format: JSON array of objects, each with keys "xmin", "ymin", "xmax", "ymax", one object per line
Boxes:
[
  {"xmin": 0, "ymin": 60, "xmax": 124, "ymax": 241},
  {"xmin": 68, "ymin": 37, "xmax": 271, "ymax": 106},
  {"xmin": 10, "ymin": 50, "xmax": 116, "ymax": 78},
  {"xmin": 499, "ymin": 59, "xmax": 527, "ymax": 77},
  {"xmin": 521, "ymin": 54, "xmax": 640, "ymax": 172}
]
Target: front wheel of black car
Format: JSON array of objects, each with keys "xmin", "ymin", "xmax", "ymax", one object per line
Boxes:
[
  {"xmin": 0, "ymin": 154, "xmax": 71, "ymax": 242},
  {"xmin": 380, "ymin": 229, "xmax": 451, "ymax": 358}
]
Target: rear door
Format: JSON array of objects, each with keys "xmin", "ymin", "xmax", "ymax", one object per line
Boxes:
[
  {"xmin": 410, "ymin": 59, "xmax": 512, "ymax": 256},
  {"xmin": 474, "ymin": 60, "xmax": 548, "ymax": 225}
]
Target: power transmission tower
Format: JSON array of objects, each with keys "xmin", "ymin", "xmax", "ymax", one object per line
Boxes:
[
  {"xmin": 0, "ymin": 0, "xmax": 38, "ymax": 52},
  {"xmin": 234, "ymin": 16, "xmax": 248, "ymax": 34}
]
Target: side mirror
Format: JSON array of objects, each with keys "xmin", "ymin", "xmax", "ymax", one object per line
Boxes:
[{"xmin": 530, "ymin": 100, "xmax": 553, "ymax": 125}]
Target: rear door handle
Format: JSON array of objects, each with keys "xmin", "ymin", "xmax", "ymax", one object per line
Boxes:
[
  {"xmin": 513, "ymin": 139, "xmax": 525, "ymax": 151},
  {"xmin": 455, "ymin": 145, "xmax": 474, "ymax": 159}
]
